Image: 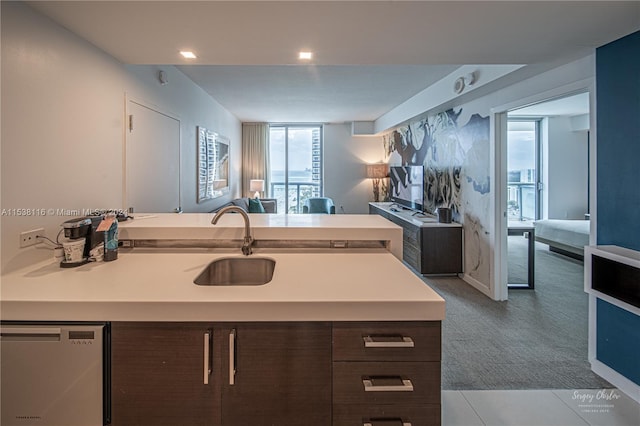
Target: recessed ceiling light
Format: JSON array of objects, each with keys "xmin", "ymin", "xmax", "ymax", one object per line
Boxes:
[
  {"xmin": 298, "ymin": 51, "xmax": 313, "ymax": 60},
  {"xmin": 180, "ymin": 51, "xmax": 197, "ymax": 59}
]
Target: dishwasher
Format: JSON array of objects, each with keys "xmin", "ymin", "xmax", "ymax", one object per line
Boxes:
[{"xmin": 0, "ymin": 322, "xmax": 110, "ymax": 426}]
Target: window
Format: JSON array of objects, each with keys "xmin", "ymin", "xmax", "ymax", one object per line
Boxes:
[
  {"xmin": 268, "ymin": 125, "xmax": 323, "ymax": 214},
  {"xmin": 507, "ymin": 120, "xmax": 540, "ymax": 221}
]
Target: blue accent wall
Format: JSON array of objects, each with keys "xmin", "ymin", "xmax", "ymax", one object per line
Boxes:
[
  {"xmin": 595, "ymin": 31, "xmax": 640, "ymax": 388},
  {"xmin": 596, "ymin": 31, "xmax": 640, "ymax": 251},
  {"xmin": 596, "ymin": 299, "xmax": 640, "ymax": 385}
]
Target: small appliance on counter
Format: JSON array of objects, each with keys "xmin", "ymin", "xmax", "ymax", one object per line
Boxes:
[{"xmin": 60, "ymin": 216, "xmax": 105, "ymax": 268}]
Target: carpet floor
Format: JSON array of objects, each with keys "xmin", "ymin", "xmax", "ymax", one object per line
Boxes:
[{"xmin": 423, "ymin": 236, "xmax": 611, "ymax": 390}]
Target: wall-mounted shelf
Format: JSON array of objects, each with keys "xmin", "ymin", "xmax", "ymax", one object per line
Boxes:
[{"xmin": 584, "ymin": 245, "xmax": 640, "ymax": 316}]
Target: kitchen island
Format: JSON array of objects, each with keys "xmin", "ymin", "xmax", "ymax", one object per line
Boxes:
[{"xmin": 1, "ymin": 214, "xmax": 444, "ymax": 426}]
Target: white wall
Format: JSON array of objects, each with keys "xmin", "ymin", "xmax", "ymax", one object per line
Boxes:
[
  {"xmin": 323, "ymin": 124, "xmax": 385, "ymax": 214},
  {"xmin": 0, "ymin": 2, "xmax": 241, "ymax": 272},
  {"xmin": 545, "ymin": 117, "xmax": 589, "ymax": 219},
  {"xmin": 123, "ymin": 64, "xmax": 241, "ymax": 213}
]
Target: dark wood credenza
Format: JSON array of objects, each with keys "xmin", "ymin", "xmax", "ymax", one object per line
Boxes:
[{"xmin": 369, "ymin": 202, "xmax": 463, "ymax": 275}]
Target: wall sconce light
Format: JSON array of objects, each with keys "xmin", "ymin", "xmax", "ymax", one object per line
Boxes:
[
  {"xmin": 366, "ymin": 163, "xmax": 389, "ymax": 202},
  {"xmin": 249, "ymin": 179, "xmax": 265, "ymax": 199}
]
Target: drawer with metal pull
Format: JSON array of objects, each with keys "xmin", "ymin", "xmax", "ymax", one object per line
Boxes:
[
  {"xmin": 333, "ymin": 322, "xmax": 440, "ymax": 362},
  {"xmin": 333, "ymin": 403, "xmax": 441, "ymax": 426},
  {"xmin": 333, "ymin": 361, "xmax": 440, "ymax": 405}
]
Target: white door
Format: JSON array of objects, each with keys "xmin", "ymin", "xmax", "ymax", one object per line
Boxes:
[{"xmin": 126, "ymin": 100, "xmax": 180, "ymax": 213}]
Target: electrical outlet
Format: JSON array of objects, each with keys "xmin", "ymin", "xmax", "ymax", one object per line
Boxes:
[{"xmin": 20, "ymin": 228, "xmax": 44, "ymax": 248}]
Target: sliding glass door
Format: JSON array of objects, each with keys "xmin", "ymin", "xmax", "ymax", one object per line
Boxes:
[{"xmin": 268, "ymin": 125, "xmax": 323, "ymax": 214}]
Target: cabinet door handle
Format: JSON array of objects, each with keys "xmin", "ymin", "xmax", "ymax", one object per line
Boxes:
[
  {"xmin": 229, "ymin": 328, "xmax": 236, "ymax": 385},
  {"xmin": 363, "ymin": 421, "xmax": 412, "ymax": 426},
  {"xmin": 362, "ymin": 378, "xmax": 414, "ymax": 392},
  {"xmin": 363, "ymin": 335, "xmax": 414, "ymax": 348},
  {"xmin": 203, "ymin": 331, "xmax": 211, "ymax": 385}
]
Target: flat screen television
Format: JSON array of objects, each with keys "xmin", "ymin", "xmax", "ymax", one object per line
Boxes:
[{"xmin": 388, "ymin": 165, "xmax": 424, "ymax": 211}]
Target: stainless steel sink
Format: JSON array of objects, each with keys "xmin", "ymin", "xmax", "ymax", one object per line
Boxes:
[{"xmin": 194, "ymin": 257, "xmax": 276, "ymax": 286}]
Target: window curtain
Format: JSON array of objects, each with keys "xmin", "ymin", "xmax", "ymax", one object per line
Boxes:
[{"xmin": 241, "ymin": 123, "xmax": 269, "ymax": 198}]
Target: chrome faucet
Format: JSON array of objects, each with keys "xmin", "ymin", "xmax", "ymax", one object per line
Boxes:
[{"xmin": 211, "ymin": 206, "xmax": 254, "ymax": 255}]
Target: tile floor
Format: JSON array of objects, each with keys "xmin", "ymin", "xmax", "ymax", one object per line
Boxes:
[{"xmin": 442, "ymin": 389, "xmax": 640, "ymax": 426}]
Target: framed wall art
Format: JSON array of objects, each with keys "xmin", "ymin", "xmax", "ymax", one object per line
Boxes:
[{"xmin": 197, "ymin": 126, "xmax": 230, "ymax": 203}]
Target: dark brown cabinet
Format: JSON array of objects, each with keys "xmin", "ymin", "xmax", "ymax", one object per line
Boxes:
[
  {"xmin": 220, "ymin": 323, "xmax": 332, "ymax": 426},
  {"xmin": 111, "ymin": 322, "xmax": 219, "ymax": 426},
  {"xmin": 222, "ymin": 323, "xmax": 331, "ymax": 426},
  {"xmin": 111, "ymin": 321, "xmax": 440, "ymax": 426},
  {"xmin": 112, "ymin": 322, "xmax": 332, "ymax": 426},
  {"xmin": 369, "ymin": 203, "xmax": 463, "ymax": 275},
  {"xmin": 333, "ymin": 322, "xmax": 442, "ymax": 426}
]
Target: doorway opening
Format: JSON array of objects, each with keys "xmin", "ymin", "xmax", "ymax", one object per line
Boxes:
[{"xmin": 504, "ymin": 91, "xmax": 591, "ymax": 292}]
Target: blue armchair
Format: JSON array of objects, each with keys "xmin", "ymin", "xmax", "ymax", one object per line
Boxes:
[{"xmin": 303, "ymin": 197, "xmax": 336, "ymax": 214}]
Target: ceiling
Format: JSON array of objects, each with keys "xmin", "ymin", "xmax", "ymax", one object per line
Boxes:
[
  {"xmin": 176, "ymin": 64, "xmax": 458, "ymax": 122},
  {"xmin": 27, "ymin": 1, "xmax": 640, "ymax": 123}
]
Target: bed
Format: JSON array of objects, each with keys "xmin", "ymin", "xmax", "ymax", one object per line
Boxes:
[{"xmin": 534, "ymin": 219, "xmax": 590, "ymax": 259}]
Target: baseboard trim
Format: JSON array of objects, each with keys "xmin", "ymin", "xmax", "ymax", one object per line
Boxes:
[{"xmin": 591, "ymin": 359, "xmax": 640, "ymax": 403}]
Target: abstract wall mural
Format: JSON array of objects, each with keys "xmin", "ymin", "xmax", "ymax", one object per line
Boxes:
[{"xmin": 383, "ymin": 107, "xmax": 491, "ymax": 285}]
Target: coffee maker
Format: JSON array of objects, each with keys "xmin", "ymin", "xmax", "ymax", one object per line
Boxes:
[{"xmin": 60, "ymin": 215, "xmax": 104, "ymax": 267}]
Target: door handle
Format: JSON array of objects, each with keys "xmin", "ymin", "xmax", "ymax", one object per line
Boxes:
[
  {"xmin": 229, "ymin": 329, "xmax": 236, "ymax": 385},
  {"xmin": 203, "ymin": 331, "xmax": 211, "ymax": 385}
]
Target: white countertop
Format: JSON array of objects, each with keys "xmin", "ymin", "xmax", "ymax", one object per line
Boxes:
[
  {"xmin": 119, "ymin": 213, "xmax": 403, "ymax": 259},
  {"xmin": 120, "ymin": 213, "xmax": 401, "ymax": 239},
  {"xmin": 0, "ymin": 250, "xmax": 445, "ymax": 322}
]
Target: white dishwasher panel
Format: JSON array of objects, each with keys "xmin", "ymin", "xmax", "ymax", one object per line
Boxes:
[{"xmin": 0, "ymin": 323, "xmax": 106, "ymax": 426}]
